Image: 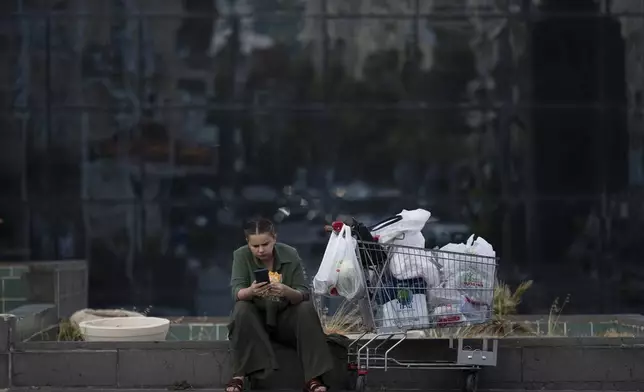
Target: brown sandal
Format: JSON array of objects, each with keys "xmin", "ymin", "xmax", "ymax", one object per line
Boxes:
[
  {"xmin": 304, "ymin": 378, "xmax": 328, "ymax": 392},
  {"xmin": 226, "ymin": 377, "xmax": 244, "ymax": 392}
]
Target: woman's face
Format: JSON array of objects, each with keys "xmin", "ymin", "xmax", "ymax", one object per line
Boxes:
[{"xmin": 247, "ymin": 233, "xmax": 276, "ymax": 261}]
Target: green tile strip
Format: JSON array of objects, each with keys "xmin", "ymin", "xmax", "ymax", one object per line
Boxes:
[
  {"xmin": 168, "ymin": 323, "xmax": 229, "ymax": 341},
  {"xmin": 524, "ymin": 320, "xmax": 644, "ymax": 337},
  {"xmin": 0, "ymin": 273, "xmax": 29, "ymax": 313},
  {"xmin": 189, "ymin": 323, "xmax": 215, "ymax": 341},
  {"xmin": 3, "ymin": 299, "xmax": 27, "ymax": 313},
  {"xmin": 2, "ymin": 276, "xmax": 28, "ymax": 298},
  {"xmin": 0, "ymin": 266, "xmax": 28, "ymax": 278},
  {"xmin": 168, "ymin": 325, "xmax": 191, "ymax": 341}
]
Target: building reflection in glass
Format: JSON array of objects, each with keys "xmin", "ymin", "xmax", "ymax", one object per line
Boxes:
[{"xmin": 0, "ymin": 0, "xmax": 643, "ymax": 316}]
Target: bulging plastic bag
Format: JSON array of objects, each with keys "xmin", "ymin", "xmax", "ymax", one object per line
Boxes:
[
  {"xmin": 432, "ymin": 304, "xmax": 467, "ymax": 327},
  {"xmin": 371, "ymin": 209, "xmax": 439, "ymax": 287},
  {"xmin": 428, "ymin": 282, "xmax": 464, "ymax": 308},
  {"xmin": 387, "ymin": 246, "xmax": 442, "ymax": 288},
  {"xmin": 428, "ymin": 234, "xmax": 496, "ymax": 307},
  {"xmin": 430, "ymin": 295, "xmax": 490, "ymax": 326},
  {"xmin": 371, "ymin": 209, "xmax": 431, "ymax": 244},
  {"xmin": 335, "ymin": 254, "xmax": 365, "ymax": 300},
  {"xmin": 313, "ymin": 224, "xmax": 364, "ymax": 299},
  {"xmin": 379, "ymin": 293, "xmax": 430, "ymax": 331}
]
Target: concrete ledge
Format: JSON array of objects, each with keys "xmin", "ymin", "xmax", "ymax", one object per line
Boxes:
[
  {"xmin": 8, "ymin": 340, "xmax": 348, "ymax": 390},
  {"xmin": 11, "ymin": 304, "xmax": 58, "ymax": 342},
  {"xmin": 13, "ymin": 350, "xmax": 118, "ymax": 387},
  {"xmin": 5, "ymin": 337, "xmax": 644, "ymax": 390},
  {"xmin": 5, "ymin": 390, "xmax": 643, "ymax": 392},
  {"xmin": 13, "ymin": 335, "xmax": 644, "ymax": 351},
  {"xmin": 3, "ymin": 313, "xmax": 644, "ymax": 390}
]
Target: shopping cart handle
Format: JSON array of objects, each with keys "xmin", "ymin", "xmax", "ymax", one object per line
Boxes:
[{"xmin": 331, "ymin": 221, "xmax": 344, "ymax": 233}]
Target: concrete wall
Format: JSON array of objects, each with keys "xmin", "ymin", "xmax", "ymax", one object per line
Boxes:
[
  {"xmin": 0, "ymin": 260, "xmax": 88, "ymax": 319},
  {"xmin": 1, "ymin": 315, "xmax": 643, "ymax": 391}
]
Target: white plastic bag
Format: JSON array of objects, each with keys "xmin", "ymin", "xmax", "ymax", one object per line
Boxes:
[
  {"xmin": 432, "ymin": 303, "xmax": 467, "ymax": 327},
  {"xmin": 371, "ymin": 209, "xmax": 431, "ymax": 244},
  {"xmin": 371, "ymin": 209, "xmax": 439, "ymax": 286},
  {"xmin": 335, "ymin": 249, "xmax": 365, "ymax": 300},
  {"xmin": 313, "ymin": 224, "xmax": 363, "ymax": 298},
  {"xmin": 428, "ymin": 282, "xmax": 463, "ymax": 307},
  {"xmin": 387, "ymin": 247, "xmax": 442, "ymax": 288},
  {"xmin": 380, "ymin": 293, "xmax": 430, "ymax": 330},
  {"xmin": 431, "ymin": 295, "xmax": 489, "ymax": 326},
  {"xmin": 429, "ymin": 234, "xmax": 496, "ymax": 306}
]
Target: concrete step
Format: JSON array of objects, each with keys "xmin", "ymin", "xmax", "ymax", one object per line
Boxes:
[{"xmin": 7, "ymin": 329, "xmax": 644, "ymax": 391}]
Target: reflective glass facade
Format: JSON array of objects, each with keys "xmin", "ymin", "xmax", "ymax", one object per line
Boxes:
[{"xmin": 2, "ymin": 0, "xmax": 643, "ymax": 316}]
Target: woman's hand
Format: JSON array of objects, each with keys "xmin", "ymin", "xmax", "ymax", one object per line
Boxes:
[
  {"xmin": 270, "ymin": 282, "xmax": 304, "ymax": 304},
  {"xmin": 269, "ymin": 282, "xmax": 288, "ymax": 297},
  {"xmin": 238, "ymin": 281, "xmax": 269, "ymax": 301},
  {"xmin": 250, "ymin": 280, "xmax": 269, "ymax": 296}
]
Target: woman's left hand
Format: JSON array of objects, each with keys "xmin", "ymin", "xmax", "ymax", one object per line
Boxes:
[
  {"xmin": 269, "ymin": 282, "xmax": 289, "ymax": 297},
  {"xmin": 270, "ymin": 282, "xmax": 304, "ymax": 304}
]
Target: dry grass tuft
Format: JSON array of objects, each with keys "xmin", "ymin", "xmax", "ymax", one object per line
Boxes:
[
  {"xmin": 313, "ymin": 281, "xmax": 577, "ymax": 339},
  {"xmin": 315, "ymin": 296, "xmax": 364, "ymax": 336},
  {"xmin": 601, "ymin": 328, "xmax": 635, "ymax": 338}
]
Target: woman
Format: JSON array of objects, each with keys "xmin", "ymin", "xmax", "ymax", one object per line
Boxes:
[{"xmin": 226, "ymin": 218, "xmax": 334, "ymax": 392}]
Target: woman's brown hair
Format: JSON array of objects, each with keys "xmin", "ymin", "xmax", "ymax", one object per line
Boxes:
[{"xmin": 243, "ymin": 217, "xmax": 276, "ymax": 238}]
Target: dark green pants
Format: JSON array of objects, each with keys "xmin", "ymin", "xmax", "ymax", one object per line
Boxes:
[{"xmin": 228, "ymin": 300, "xmax": 335, "ymax": 382}]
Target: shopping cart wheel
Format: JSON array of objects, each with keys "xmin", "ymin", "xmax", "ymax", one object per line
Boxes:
[
  {"xmin": 347, "ymin": 373, "xmax": 357, "ymax": 390},
  {"xmin": 347, "ymin": 365, "xmax": 358, "ymax": 390},
  {"xmin": 463, "ymin": 370, "xmax": 479, "ymax": 392},
  {"xmin": 355, "ymin": 374, "xmax": 367, "ymax": 392}
]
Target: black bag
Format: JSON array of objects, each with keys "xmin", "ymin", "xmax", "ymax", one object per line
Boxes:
[{"xmin": 349, "ymin": 215, "xmax": 402, "ymax": 269}]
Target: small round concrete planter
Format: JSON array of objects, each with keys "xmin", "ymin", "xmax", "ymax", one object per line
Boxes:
[
  {"xmin": 70, "ymin": 309, "xmax": 146, "ymax": 327},
  {"xmin": 79, "ymin": 316, "xmax": 170, "ymax": 342}
]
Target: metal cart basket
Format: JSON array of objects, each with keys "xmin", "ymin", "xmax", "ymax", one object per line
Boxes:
[{"xmin": 345, "ymin": 234, "xmax": 499, "ymax": 392}]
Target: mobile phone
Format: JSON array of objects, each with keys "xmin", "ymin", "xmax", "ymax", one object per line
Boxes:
[{"xmin": 254, "ymin": 268, "xmax": 270, "ymax": 284}]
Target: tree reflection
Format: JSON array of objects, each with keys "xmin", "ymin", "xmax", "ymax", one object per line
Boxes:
[{"xmin": 8, "ymin": 0, "xmax": 644, "ymax": 314}]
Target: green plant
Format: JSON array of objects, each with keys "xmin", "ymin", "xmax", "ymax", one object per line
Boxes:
[
  {"xmin": 546, "ymin": 294, "xmax": 570, "ymax": 336},
  {"xmin": 493, "ymin": 279, "xmax": 533, "ymax": 317},
  {"xmin": 463, "ymin": 280, "xmax": 535, "ymax": 337},
  {"xmin": 58, "ymin": 319, "xmax": 84, "ymax": 341}
]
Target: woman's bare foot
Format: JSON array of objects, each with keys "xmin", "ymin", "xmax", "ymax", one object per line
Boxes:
[{"xmin": 226, "ymin": 376, "xmax": 244, "ymax": 392}]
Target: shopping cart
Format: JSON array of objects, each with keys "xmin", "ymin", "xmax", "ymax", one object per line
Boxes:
[{"xmin": 332, "ymin": 222, "xmax": 499, "ymax": 392}]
